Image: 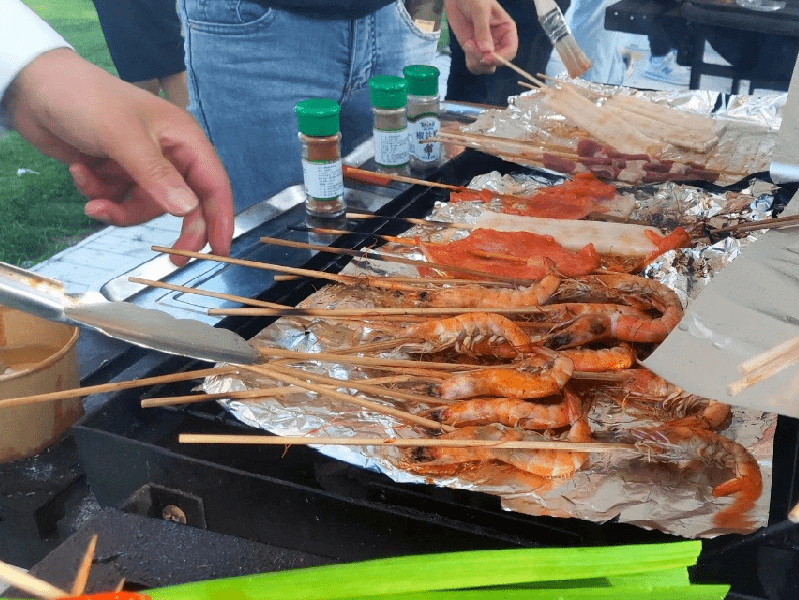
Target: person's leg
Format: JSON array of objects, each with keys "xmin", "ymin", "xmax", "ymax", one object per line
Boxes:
[{"xmin": 178, "ymin": 1, "xmax": 359, "ymax": 212}]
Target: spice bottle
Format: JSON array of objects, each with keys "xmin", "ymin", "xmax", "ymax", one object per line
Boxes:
[
  {"xmin": 403, "ymin": 64, "xmax": 442, "ymax": 174},
  {"xmin": 367, "ymin": 75, "xmax": 409, "ymax": 175},
  {"xmin": 294, "ymin": 97, "xmax": 346, "ymax": 218}
]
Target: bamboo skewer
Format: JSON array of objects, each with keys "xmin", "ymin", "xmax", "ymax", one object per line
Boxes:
[
  {"xmin": 141, "ymin": 375, "xmax": 423, "ymax": 408},
  {"xmin": 0, "ymin": 561, "xmax": 69, "ymax": 600},
  {"xmin": 208, "ymin": 305, "xmax": 560, "ymax": 318},
  {"xmin": 258, "ymin": 235, "xmax": 535, "ymax": 284},
  {"xmin": 710, "ymin": 214, "xmax": 799, "ymax": 235},
  {"xmin": 491, "ymin": 52, "xmax": 546, "ymax": 87},
  {"xmin": 256, "ymin": 346, "xmax": 470, "ymax": 371},
  {"xmin": 0, "ymin": 366, "xmax": 238, "ymax": 408},
  {"xmin": 128, "ymin": 277, "xmax": 285, "ymax": 309},
  {"xmin": 70, "ymin": 534, "xmax": 98, "ymax": 596},
  {"xmin": 241, "ymin": 363, "xmax": 454, "ymax": 432},
  {"xmin": 345, "ymin": 212, "xmax": 472, "ymax": 230},
  {"xmin": 179, "ymin": 433, "xmax": 637, "ymax": 454},
  {"xmin": 728, "ymin": 332, "xmax": 799, "ymax": 396}
]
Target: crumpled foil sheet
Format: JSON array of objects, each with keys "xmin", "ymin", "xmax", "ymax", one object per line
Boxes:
[
  {"xmin": 461, "ymin": 83, "xmax": 783, "ymax": 186},
  {"xmin": 204, "ymin": 172, "xmax": 776, "ymax": 539}
]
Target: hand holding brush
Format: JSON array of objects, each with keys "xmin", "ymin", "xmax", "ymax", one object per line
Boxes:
[{"xmin": 444, "ymin": 0, "xmax": 519, "ymax": 75}]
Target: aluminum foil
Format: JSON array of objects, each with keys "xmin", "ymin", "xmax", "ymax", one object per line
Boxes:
[
  {"xmin": 461, "ymin": 83, "xmax": 783, "ymax": 186},
  {"xmin": 205, "ymin": 87, "xmax": 784, "ymax": 539}
]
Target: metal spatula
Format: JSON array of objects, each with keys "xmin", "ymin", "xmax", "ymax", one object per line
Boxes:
[{"xmin": 0, "ymin": 261, "xmax": 259, "ymax": 365}]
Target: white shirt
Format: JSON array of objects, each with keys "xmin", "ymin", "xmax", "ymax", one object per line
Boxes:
[{"xmin": 1, "ymin": 0, "xmax": 73, "ymax": 129}]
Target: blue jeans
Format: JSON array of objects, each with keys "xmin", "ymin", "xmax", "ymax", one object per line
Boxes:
[{"xmin": 177, "ymin": 0, "xmax": 441, "ymax": 211}]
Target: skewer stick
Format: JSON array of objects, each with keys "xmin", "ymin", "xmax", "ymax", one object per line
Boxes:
[
  {"xmin": 179, "ymin": 433, "xmax": 637, "ymax": 453},
  {"xmin": 129, "ymin": 277, "xmax": 285, "ymax": 309},
  {"xmin": 344, "ymin": 165, "xmax": 458, "ymax": 191},
  {"xmin": 258, "ymin": 236, "xmax": 535, "ymax": 284},
  {"xmin": 208, "ymin": 305, "xmax": 557, "ymax": 318},
  {"xmin": 141, "ymin": 375, "xmax": 424, "ymax": 408},
  {"xmin": 345, "ymin": 212, "xmax": 473, "ymax": 229},
  {"xmin": 256, "ymin": 346, "xmax": 472, "ymax": 371},
  {"xmin": 0, "ymin": 561, "xmax": 69, "ymax": 600},
  {"xmin": 490, "ymin": 51, "xmax": 546, "ymax": 87},
  {"xmin": 0, "ymin": 366, "xmax": 238, "ymax": 408},
  {"xmin": 70, "ymin": 534, "xmax": 98, "ymax": 596},
  {"xmin": 242, "ymin": 363, "xmax": 453, "ymax": 431},
  {"xmin": 728, "ymin": 334, "xmax": 799, "ymax": 396},
  {"xmin": 738, "ymin": 332, "xmax": 799, "ymax": 375},
  {"xmin": 711, "ymin": 214, "xmax": 799, "ymax": 235}
]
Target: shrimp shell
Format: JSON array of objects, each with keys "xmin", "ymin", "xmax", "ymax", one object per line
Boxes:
[
  {"xmin": 561, "ymin": 343, "xmax": 637, "ymax": 372},
  {"xmin": 403, "ymin": 312, "xmax": 532, "ymax": 356},
  {"xmin": 439, "ymin": 350, "xmax": 574, "ymax": 400},
  {"xmin": 428, "ymin": 396, "xmax": 572, "ymax": 430},
  {"xmin": 632, "ymin": 425, "xmax": 762, "ymax": 501}
]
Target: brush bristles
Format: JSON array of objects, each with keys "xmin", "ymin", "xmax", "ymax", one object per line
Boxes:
[{"xmin": 554, "ymin": 34, "xmax": 593, "ymax": 79}]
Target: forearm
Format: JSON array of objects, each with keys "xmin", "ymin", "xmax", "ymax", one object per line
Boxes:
[{"xmin": 1, "ymin": 0, "xmax": 73, "ymax": 130}]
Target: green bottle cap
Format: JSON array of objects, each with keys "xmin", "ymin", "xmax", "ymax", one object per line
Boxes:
[
  {"xmin": 403, "ymin": 65, "xmax": 440, "ymax": 97},
  {"xmin": 294, "ymin": 98, "xmax": 341, "ymax": 136},
  {"xmin": 368, "ymin": 75, "xmax": 408, "ymax": 109}
]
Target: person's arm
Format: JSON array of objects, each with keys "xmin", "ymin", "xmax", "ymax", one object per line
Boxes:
[
  {"xmin": 444, "ymin": 0, "xmax": 518, "ymax": 75},
  {"xmin": 1, "ymin": 2, "xmax": 233, "ymax": 265}
]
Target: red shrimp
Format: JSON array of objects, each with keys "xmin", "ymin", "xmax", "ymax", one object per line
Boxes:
[
  {"xmin": 410, "ymin": 266, "xmax": 561, "ymax": 309},
  {"xmin": 408, "ymin": 422, "xmax": 589, "ymax": 478},
  {"xmin": 632, "ymin": 425, "xmax": 762, "ymax": 502},
  {"xmin": 438, "ymin": 349, "xmax": 574, "ymax": 400},
  {"xmin": 402, "ymin": 312, "xmax": 533, "ymax": 356},
  {"xmin": 427, "ymin": 395, "xmax": 572, "ymax": 430},
  {"xmin": 561, "ymin": 343, "xmax": 637, "ymax": 372}
]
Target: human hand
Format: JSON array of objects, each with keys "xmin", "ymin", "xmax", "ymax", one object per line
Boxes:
[
  {"xmin": 444, "ymin": 0, "xmax": 518, "ymax": 75},
  {"xmin": 2, "ymin": 48, "xmax": 234, "ymax": 266}
]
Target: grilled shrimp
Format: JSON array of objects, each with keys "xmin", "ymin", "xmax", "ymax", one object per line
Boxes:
[
  {"xmin": 438, "ymin": 349, "xmax": 574, "ymax": 400},
  {"xmin": 409, "ymin": 266, "xmax": 561, "ymax": 309},
  {"xmin": 409, "ymin": 423, "xmax": 588, "ymax": 478},
  {"xmin": 632, "ymin": 425, "xmax": 762, "ymax": 501},
  {"xmin": 561, "ymin": 343, "xmax": 637, "ymax": 372},
  {"xmin": 402, "ymin": 312, "xmax": 532, "ymax": 356},
  {"xmin": 428, "ymin": 395, "xmax": 572, "ymax": 430}
]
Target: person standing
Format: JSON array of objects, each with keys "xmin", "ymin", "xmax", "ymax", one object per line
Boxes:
[{"xmin": 176, "ymin": 0, "xmax": 518, "ymax": 212}]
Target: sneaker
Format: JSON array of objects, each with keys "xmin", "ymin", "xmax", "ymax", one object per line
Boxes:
[{"xmin": 643, "ymin": 50, "xmax": 691, "ymax": 87}]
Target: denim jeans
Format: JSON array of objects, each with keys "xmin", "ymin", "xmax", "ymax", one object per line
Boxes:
[{"xmin": 177, "ymin": 0, "xmax": 440, "ymax": 211}]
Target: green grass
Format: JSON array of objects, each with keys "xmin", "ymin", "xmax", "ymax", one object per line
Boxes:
[{"xmin": 0, "ymin": 0, "xmax": 115, "ymax": 266}]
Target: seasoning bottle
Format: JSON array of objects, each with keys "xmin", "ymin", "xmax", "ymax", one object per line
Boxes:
[
  {"xmin": 367, "ymin": 75, "xmax": 409, "ymax": 175},
  {"xmin": 403, "ymin": 64, "xmax": 442, "ymax": 174},
  {"xmin": 294, "ymin": 98, "xmax": 346, "ymax": 218}
]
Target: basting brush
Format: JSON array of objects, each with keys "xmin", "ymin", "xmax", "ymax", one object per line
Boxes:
[{"xmin": 533, "ymin": 0, "xmax": 592, "ymax": 78}]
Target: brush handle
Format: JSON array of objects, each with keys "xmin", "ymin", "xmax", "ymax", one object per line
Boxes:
[{"xmin": 534, "ymin": 0, "xmax": 571, "ymax": 45}]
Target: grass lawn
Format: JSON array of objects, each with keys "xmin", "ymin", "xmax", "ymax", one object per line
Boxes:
[{"xmin": 0, "ymin": 0, "xmax": 114, "ymax": 267}]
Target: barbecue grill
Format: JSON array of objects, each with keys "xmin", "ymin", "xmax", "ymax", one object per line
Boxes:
[{"xmin": 2, "ymin": 149, "xmax": 799, "ymax": 600}]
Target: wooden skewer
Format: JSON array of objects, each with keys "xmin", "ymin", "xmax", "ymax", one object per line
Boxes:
[
  {"xmin": 345, "ymin": 212, "xmax": 473, "ymax": 230},
  {"xmin": 241, "ymin": 363, "xmax": 454, "ymax": 431},
  {"xmin": 208, "ymin": 305, "xmax": 559, "ymax": 318},
  {"xmin": 0, "ymin": 560, "xmax": 69, "ymax": 600},
  {"xmin": 738, "ymin": 332, "xmax": 799, "ymax": 375},
  {"xmin": 129, "ymin": 277, "xmax": 285, "ymax": 309},
  {"xmin": 728, "ymin": 333, "xmax": 799, "ymax": 396},
  {"xmin": 344, "ymin": 165, "xmax": 459, "ymax": 191},
  {"xmin": 711, "ymin": 214, "xmax": 799, "ymax": 236},
  {"xmin": 179, "ymin": 433, "xmax": 638, "ymax": 453},
  {"xmin": 256, "ymin": 346, "xmax": 470, "ymax": 371},
  {"xmin": 114, "ymin": 579, "xmax": 126, "ymax": 593},
  {"xmin": 141, "ymin": 375, "xmax": 424, "ymax": 408},
  {"xmin": 70, "ymin": 534, "xmax": 98, "ymax": 596},
  {"xmin": 491, "ymin": 51, "xmax": 545, "ymax": 88},
  {"xmin": 258, "ymin": 235, "xmax": 536, "ymax": 285},
  {"xmin": 0, "ymin": 366, "xmax": 238, "ymax": 408}
]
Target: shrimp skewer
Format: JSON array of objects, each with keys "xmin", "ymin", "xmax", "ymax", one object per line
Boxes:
[
  {"xmin": 438, "ymin": 349, "xmax": 574, "ymax": 400},
  {"xmin": 632, "ymin": 425, "xmax": 761, "ymax": 500},
  {"xmin": 427, "ymin": 395, "xmax": 572, "ymax": 430},
  {"xmin": 408, "ymin": 264, "xmax": 562, "ymax": 309},
  {"xmin": 402, "ymin": 312, "xmax": 533, "ymax": 357},
  {"xmin": 561, "ymin": 343, "xmax": 637, "ymax": 372}
]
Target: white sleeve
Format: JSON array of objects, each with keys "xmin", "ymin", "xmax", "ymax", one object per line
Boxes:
[{"xmin": 1, "ymin": 0, "xmax": 74, "ymax": 129}]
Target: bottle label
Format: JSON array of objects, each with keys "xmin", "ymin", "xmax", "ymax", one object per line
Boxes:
[
  {"xmin": 373, "ymin": 128, "xmax": 409, "ymax": 167},
  {"xmin": 302, "ymin": 158, "xmax": 344, "ymax": 200},
  {"xmin": 408, "ymin": 115, "xmax": 441, "ymax": 163}
]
